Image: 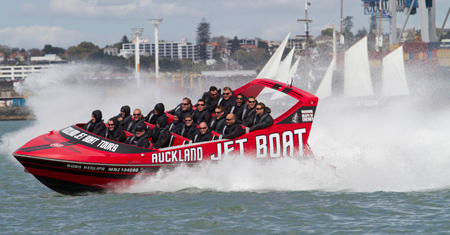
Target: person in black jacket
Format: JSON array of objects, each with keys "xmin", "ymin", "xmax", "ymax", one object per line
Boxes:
[
  {"xmin": 124, "ymin": 109, "xmax": 146, "ymax": 134},
  {"xmin": 83, "ymin": 110, "xmax": 106, "ymax": 136},
  {"xmin": 208, "ymin": 106, "xmax": 226, "ymax": 132},
  {"xmin": 236, "ymin": 96, "xmax": 257, "ymax": 124},
  {"xmin": 243, "ymin": 102, "xmax": 274, "ymax": 132},
  {"xmin": 125, "ymin": 124, "xmax": 151, "ymax": 148},
  {"xmin": 192, "ymin": 99, "xmax": 212, "ymax": 125},
  {"xmin": 168, "ymin": 97, "xmax": 193, "ymax": 120},
  {"xmin": 144, "ymin": 103, "xmax": 167, "ymax": 125},
  {"xmin": 229, "ymin": 93, "xmax": 246, "ymax": 115},
  {"xmin": 148, "ymin": 116, "xmax": 167, "ymax": 145},
  {"xmin": 176, "ymin": 114, "xmax": 197, "ymax": 140},
  {"xmin": 201, "ymin": 86, "xmax": 221, "ymax": 112},
  {"xmin": 192, "ymin": 122, "xmax": 212, "ymax": 143},
  {"xmin": 220, "ymin": 114, "xmax": 245, "ymax": 139},
  {"xmin": 166, "ymin": 114, "xmax": 182, "ymax": 133},
  {"xmin": 116, "ymin": 105, "xmax": 132, "ymax": 129},
  {"xmin": 217, "ymin": 86, "xmax": 236, "ymax": 114},
  {"xmin": 104, "ymin": 117, "xmax": 127, "ymax": 142}
]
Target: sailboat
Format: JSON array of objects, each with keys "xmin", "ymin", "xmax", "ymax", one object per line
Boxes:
[{"xmin": 315, "ymin": 36, "xmax": 409, "ymax": 102}]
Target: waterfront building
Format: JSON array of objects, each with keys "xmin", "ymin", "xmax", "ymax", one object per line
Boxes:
[
  {"xmin": 0, "ymin": 65, "xmax": 51, "ymax": 82},
  {"xmin": 119, "ymin": 38, "xmax": 203, "ymax": 61}
]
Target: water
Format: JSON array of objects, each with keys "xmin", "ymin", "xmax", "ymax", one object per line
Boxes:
[{"xmin": 2, "ymin": 64, "xmax": 450, "ymax": 233}]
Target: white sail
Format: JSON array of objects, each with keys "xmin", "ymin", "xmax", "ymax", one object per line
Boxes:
[
  {"xmin": 276, "ymin": 47, "xmax": 295, "ymax": 83},
  {"xmin": 270, "ymin": 56, "xmax": 301, "ymax": 100},
  {"xmin": 256, "ymin": 33, "xmax": 290, "ymax": 80},
  {"xmin": 315, "ymin": 57, "xmax": 335, "ymax": 99},
  {"xmin": 344, "ymin": 36, "xmax": 373, "ymax": 97},
  {"xmin": 382, "ymin": 46, "xmax": 410, "ymax": 97}
]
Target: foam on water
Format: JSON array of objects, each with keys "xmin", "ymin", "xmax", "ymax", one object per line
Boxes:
[{"xmin": 3, "ymin": 63, "xmax": 450, "ymax": 193}]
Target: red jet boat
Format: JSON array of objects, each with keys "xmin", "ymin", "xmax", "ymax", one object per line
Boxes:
[{"xmin": 13, "ymin": 79, "xmax": 319, "ymax": 195}]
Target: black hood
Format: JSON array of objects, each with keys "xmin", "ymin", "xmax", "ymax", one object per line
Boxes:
[
  {"xmin": 156, "ymin": 116, "xmax": 167, "ymax": 128},
  {"xmin": 121, "ymin": 105, "xmax": 131, "ymax": 117},
  {"xmin": 92, "ymin": 110, "xmax": 102, "ymax": 123},
  {"xmin": 111, "ymin": 117, "xmax": 120, "ymax": 131},
  {"xmin": 154, "ymin": 103, "xmax": 165, "ymax": 116}
]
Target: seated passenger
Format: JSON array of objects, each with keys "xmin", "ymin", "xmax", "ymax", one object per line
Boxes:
[
  {"xmin": 220, "ymin": 114, "xmax": 245, "ymax": 139},
  {"xmin": 125, "ymin": 124, "xmax": 151, "ymax": 148},
  {"xmin": 229, "ymin": 93, "xmax": 246, "ymax": 115},
  {"xmin": 193, "ymin": 122, "xmax": 212, "ymax": 143},
  {"xmin": 236, "ymin": 96, "xmax": 257, "ymax": 124},
  {"xmin": 104, "ymin": 117, "xmax": 127, "ymax": 142},
  {"xmin": 201, "ymin": 86, "xmax": 221, "ymax": 113},
  {"xmin": 217, "ymin": 86, "xmax": 236, "ymax": 114},
  {"xmin": 144, "ymin": 103, "xmax": 167, "ymax": 125},
  {"xmin": 208, "ymin": 106, "xmax": 226, "ymax": 132},
  {"xmin": 148, "ymin": 116, "xmax": 167, "ymax": 145},
  {"xmin": 83, "ymin": 110, "xmax": 106, "ymax": 136},
  {"xmin": 168, "ymin": 97, "xmax": 193, "ymax": 120},
  {"xmin": 166, "ymin": 114, "xmax": 182, "ymax": 133},
  {"xmin": 176, "ymin": 114, "xmax": 197, "ymax": 140},
  {"xmin": 192, "ymin": 99, "xmax": 212, "ymax": 125},
  {"xmin": 124, "ymin": 109, "xmax": 146, "ymax": 134},
  {"xmin": 243, "ymin": 102, "xmax": 274, "ymax": 132},
  {"xmin": 116, "ymin": 105, "xmax": 132, "ymax": 129}
]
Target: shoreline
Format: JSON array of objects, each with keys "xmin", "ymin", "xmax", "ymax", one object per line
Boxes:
[{"xmin": 0, "ymin": 107, "xmax": 35, "ymax": 121}]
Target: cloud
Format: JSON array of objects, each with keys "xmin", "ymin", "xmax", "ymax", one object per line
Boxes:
[
  {"xmin": 46, "ymin": 0, "xmax": 205, "ymax": 20},
  {"xmin": 0, "ymin": 25, "xmax": 85, "ymax": 49}
]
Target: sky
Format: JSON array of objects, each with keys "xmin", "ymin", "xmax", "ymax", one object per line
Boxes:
[{"xmin": 0, "ymin": 0, "xmax": 449, "ymax": 50}]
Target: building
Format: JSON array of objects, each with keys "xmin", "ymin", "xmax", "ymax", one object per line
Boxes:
[
  {"xmin": 227, "ymin": 38, "xmax": 259, "ymax": 49},
  {"xmin": 119, "ymin": 38, "xmax": 201, "ymax": 61},
  {"xmin": 104, "ymin": 47, "xmax": 119, "ymax": 56},
  {"xmin": 0, "ymin": 65, "xmax": 51, "ymax": 81},
  {"xmin": 30, "ymin": 54, "xmax": 66, "ymax": 64}
]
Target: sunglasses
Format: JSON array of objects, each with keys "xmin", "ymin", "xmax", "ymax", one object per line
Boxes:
[
  {"xmin": 181, "ymin": 103, "xmax": 189, "ymax": 106},
  {"xmin": 185, "ymin": 119, "xmax": 192, "ymax": 122},
  {"xmin": 215, "ymin": 111, "xmax": 223, "ymax": 114},
  {"xmin": 226, "ymin": 119, "xmax": 233, "ymax": 121},
  {"xmin": 133, "ymin": 113, "xmax": 141, "ymax": 116},
  {"xmin": 256, "ymin": 108, "xmax": 262, "ymax": 110},
  {"xmin": 248, "ymin": 101, "xmax": 256, "ymax": 103},
  {"xmin": 199, "ymin": 127, "xmax": 207, "ymax": 130},
  {"xmin": 236, "ymin": 97, "xmax": 243, "ymax": 100},
  {"xmin": 223, "ymin": 92, "xmax": 231, "ymax": 95},
  {"xmin": 210, "ymin": 93, "xmax": 218, "ymax": 96},
  {"xmin": 108, "ymin": 123, "xmax": 114, "ymax": 126},
  {"xmin": 198, "ymin": 103, "xmax": 205, "ymax": 106}
]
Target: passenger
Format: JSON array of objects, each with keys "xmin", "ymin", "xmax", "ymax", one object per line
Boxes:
[
  {"xmin": 193, "ymin": 122, "xmax": 213, "ymax": 143},
  {"xmin": 166, "ymin": 114, "xmax": 182, "ymax": 133},
  {"xmin": 217, "ymin": 86, "xmax": 236, "ymax": 113},
  {"xmin": 124, "ymin": 109, "xmax": 146, "ymax": 134},
  {"xmin": 116, "ymin": 105, "xmax": 132, "ymax": 129},
  {"xmin": 148, "ymin": 116, "xmax": 168, "ymax": 146},
  {"xmin": 236, "ymin": 96, "xmax": 257, "ymax": 124},
  {"xmin": 176, "ymin": 114, "xmax": 197, "ymax": 140},
  {"xmin": 229, "ymin": 93, "xmax": 246, "ymax": 115},
  {"xmin": 243, "ymin": 102, "xmax": 274, "ymax": 132},
  {"xmin": 168, "ymin": 97, "xmax": 193, "ymax": 120},
  {"xmin": 144, "ymin": 103, "xmax": 167, "ymax": 125},
  {"xmin": 125, "ymin": 124, "xmax": 151, "ymax": 148},
  {"xmin": 153, "ymin": 120, "xmax": 172, "ymax": 149},
  {"xmin": 192, "ymin": 99, "xmax": 212, "ymax": 125},
  {"xmin": 83, "ymin": 110, "xmax": 106, "ymax": 136},
  {"xmin": 220, "ymin": 113, "xmax": 245, "ymax": 139},
  {"xmin": 208, "ymin": 106, "xmax": 226, "ymax": 132},
  {"xmin": 104, "ymin": 117, "xmax": 127, "ymax": 142},
  {"xmin": 201, "ymin": 86, "xmax": 221, "ymax": 112}
]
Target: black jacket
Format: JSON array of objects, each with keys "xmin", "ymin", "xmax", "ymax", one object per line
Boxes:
[
  {"xmin": 166, "ymin": 118, "xmax": 182, "ymax": 133},
  {"xmin": 221, "ymin": 123, "xmax": 245, "ymax": 139},
  {"xmin": 192, "ymin": 108, "xmax": 212, "ymax": 125},
  {"xmin": 201, "ymin": 91, "xmax": 221, "ymax": 113},
  {"xmin": 104, "ymin": 117, "xmax": 127, "ymax": 142},
  {"xmin": 168, "ymin": 103, "xmax": 193, "ymax": 120},
  {"xmin": 176, "ymin": 123, "xmax": 197, "ymax": 140},
  {"xmin": 124, "ymin": 118, "xmax": 146, "ymax": 134},
  {"xmin": 243, "ymin": 107, "xmax": 274, "ymax": 132},
  {"xmin": 125, "ymin": 134, "xmax": 151, "ymax": 148},
  {"xmin": 208, "ymin": 116, "xmax": 226, "ymax": 133},
  {"xmin": 217, "ymin": 92, "xmax": 236, "ymax": 114},
  {"xmin": 83, "ymin": 110, "xmax": 106, "ymax": 136},
  {"xmin": 236, "ymin": 103, "xmax": 257, "ymax": 124},
  {"xmin": 145, "ymin": 103, "xmax": 167, "ymax": 125},
  {"xmin": 116, "ymin": 105, "xmax": 132, "ymax": 129},
  {"xmin": 192, "ymin": 129, "xmax": 213, "ymax": 143}
]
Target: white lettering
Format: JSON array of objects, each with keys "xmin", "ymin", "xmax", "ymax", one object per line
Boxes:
[
  {"xmin": 269, "ymin": 133, "xmax": 281, "ymax": 158},
  {"xmin": 223, "ymin": 140, "xmax": 234, "ymax": 156},
  {"xmin": 282, "ymin": 131, "xmax": 294, "ymax": 157},
  {"xmin": 255, "ymin": 135, "xmax": 267, "ymax": 158},
  {"xmin": 294, "ymin": 128, "xmax": 306, "ymax": 157}
]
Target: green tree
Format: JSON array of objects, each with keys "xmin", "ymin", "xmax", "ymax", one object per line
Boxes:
[
  {"xmin": 196, "ymin": 18, "xmax": 211, "ymax": 61},
  {"xmin": 343, "ymin": 16, "xmax": 355, "ymax": 48},
  {"xmin": 321, "ymin": 28, "xmax": 334, "ymax": 37},
  {"xmin": 355, "ymin": 27, "xmax": 368, "ymax": 42},
  {"xmin": 230, "ymin": 36, "xmax": 240, "ymax": 55},
  {"xmin": 43, "ymin": 44, "xmax": 66, "ymax": 55}
]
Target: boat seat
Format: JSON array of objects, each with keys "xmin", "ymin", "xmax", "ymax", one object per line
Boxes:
[
  {"xmin": 168, "ymin": 132, "xmax": 191, "ymax": 147},
  {"xmin": 211, "ymin": 131, "xmax": 222, "ymax": 140}
]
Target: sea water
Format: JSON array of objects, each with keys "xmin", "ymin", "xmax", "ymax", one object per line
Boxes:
[{"xmin": 1, "ymin": 64, "xmax": 450, "ymax": 234}]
